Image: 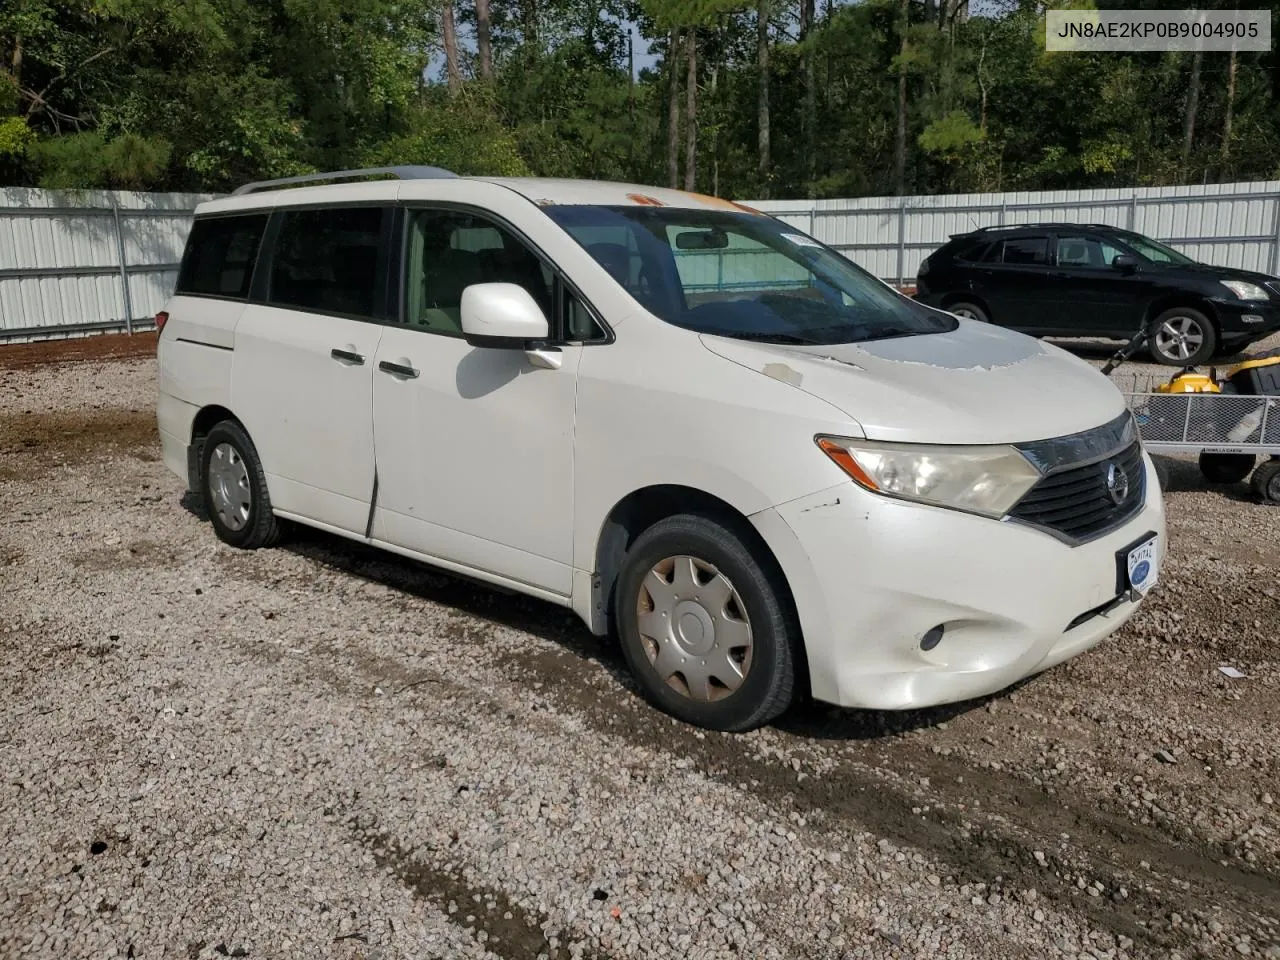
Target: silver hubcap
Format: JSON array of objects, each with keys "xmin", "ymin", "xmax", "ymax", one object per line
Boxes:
[
  {"xmin": 208, "ymin": 442, "xmax": 251, "ymax": 531},
  {"xmin": 636, "ymin": 555, "xmax": 753, "ymax": 702},
  {"xmin": 1155, "ymin": 316, "xmax": 1205, "ymax": 361},
  {"xmin": 951, "ymin": 306, "xmax": 981, "ymax": 320}
]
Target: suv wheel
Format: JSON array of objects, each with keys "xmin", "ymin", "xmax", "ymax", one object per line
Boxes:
[
  {"xmin": 947, "ymin": 301, "xmax": 989, "ymax": 323},
  {"xmin": 614, "ymin": 514, "xmax": 799, "ymax": 732},
  {"xmin": 1150, "ymin": 307, "xmax": 1216, "ymax": 366},
  {"xmin": 201, "ymin": 420, "xmax": 282, "ymax": 549}
]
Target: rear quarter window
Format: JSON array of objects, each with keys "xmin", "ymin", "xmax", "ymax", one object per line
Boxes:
[
  {"xmin": 952, "ymin": 239, "xmax": 991, "ymax": 262},
  {"xmin": 176, "ymin": 214, "xmax": 269, "ymax": 299}
]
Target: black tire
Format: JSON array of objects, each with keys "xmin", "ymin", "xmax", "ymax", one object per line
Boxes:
[
  {"xmin": 1149, "ymin": 307, "xmax": 1216, "ymax": 366},
  {"xmin": 200, "ymin": 420, "xmax": 282, "ymax": 549},
  {"xmin": 946, "ymin": 300, "xmax": 989, "ymax": 323},
  {"xmin": 614, "ymin": 514, "xmax": 798, "ymax": 732},
  {"xmin": 1250, "ymin": 459, "xmax": 1280, "ymax": 504},
  {"xmin": 1199, "ymin": 452, "xmax": 1256, "ymax": 485}
]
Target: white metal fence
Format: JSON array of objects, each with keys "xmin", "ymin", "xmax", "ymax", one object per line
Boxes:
[
  {"xmin": 0, "ymin": 187, "xmax": 211, "ymax": 341},
  {"xmin": 4, "ymin": 180, "xmax": 1280, "ymax": 340}
]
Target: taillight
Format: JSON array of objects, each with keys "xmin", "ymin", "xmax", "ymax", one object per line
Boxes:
[{"xmin": 155, "ymin": 311, "xmax": 169, "ymax": 334}]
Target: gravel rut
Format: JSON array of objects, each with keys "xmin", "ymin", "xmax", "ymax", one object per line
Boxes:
[{"xmin": 1, "ymin": 351, "xmax": 1278, "ymax": 960}]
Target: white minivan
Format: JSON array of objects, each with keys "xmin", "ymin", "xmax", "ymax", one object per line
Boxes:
[{"xmin": 156, "ymin": 167, "xmax": 1165, "ymax": 731}]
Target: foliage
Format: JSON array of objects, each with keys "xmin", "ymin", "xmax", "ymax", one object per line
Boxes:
[
  {"xmin": 364, "ymin": 92, "xmax": 530, "ymax": 176},
  {"xmin": 1, "ymin": 0, "xmax": 1279, "ymax": 198},
  {"xmin": 30, "ymin": 132, "xmax": 172, "ymax": 189},
  {"xmin": 0, "ymin": 116, "xmax": 35, "ymax": 160}
]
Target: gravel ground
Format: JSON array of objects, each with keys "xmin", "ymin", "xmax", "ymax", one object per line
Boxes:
[{"xmin": 1, "ymin": 335, "xmax": 1278, "ymax": 959}]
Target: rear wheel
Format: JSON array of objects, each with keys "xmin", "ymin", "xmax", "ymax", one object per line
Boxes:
[
  {"xmin": 614, "ymin": 514, "xmax": 799, "ymax": 732},
  {"xmin": 947, "ymin": 300, "xmax": 989, "ymax": 323},
  {"xmin": 1199, "ymin": 452, "xmax": 1256, "ymax": 485},
  {"xmin": 1250, "ymin": 459, "xmax": 1280, "ymax": 504},
  {"xmin": 1150, "ymin": 307, "xmax": 1216, "ymax": 366},
  {"xmin": 200, "ymin": 420, "xmax": 282, "ymax": 549}
]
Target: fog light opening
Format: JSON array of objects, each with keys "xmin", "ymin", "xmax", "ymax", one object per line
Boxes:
[{"xmin": 920, "ymin": 624, "xmax": 945, "ymax": 652}]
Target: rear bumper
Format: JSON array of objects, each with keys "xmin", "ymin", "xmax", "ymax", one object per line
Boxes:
[
  {"xmin": 157, "ymin": 393, "xmax": 198, "ymax": 491},
  {"xmin": 751, "ymin": 451, "xmax": 1166, "ymax": 710}
]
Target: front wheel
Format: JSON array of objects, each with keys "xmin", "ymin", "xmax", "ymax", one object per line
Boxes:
[
  {"xmin": 614, "ymin": 514, "xmax": 799, "ymax": 732},
  {"xmin": 1149, "ymin": 307, "xmax": 1216, "ymax": 366}
]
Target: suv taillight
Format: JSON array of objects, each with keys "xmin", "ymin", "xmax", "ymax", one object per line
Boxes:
[{"xmin": 155, "ymin": 311, "xmax": 169, "ymax": 334}]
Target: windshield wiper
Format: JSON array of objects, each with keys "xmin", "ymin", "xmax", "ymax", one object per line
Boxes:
[{"xmin": 720, "ymin": 331, "xmax": 820, "ymax": 345}]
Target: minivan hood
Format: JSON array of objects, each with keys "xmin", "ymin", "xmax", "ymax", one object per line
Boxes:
[{"xmin": 700, "ymin": 321, "xmax": 1127, "ymax": 445}]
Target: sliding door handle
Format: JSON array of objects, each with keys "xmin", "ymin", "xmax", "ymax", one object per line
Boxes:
[
  {"xmin": 378, "ymin": 360, "xmax": 419, "ymax": 379},
  {"xmin": 331, "ymin": 348, "xmax": 365, "ymax": 365}
]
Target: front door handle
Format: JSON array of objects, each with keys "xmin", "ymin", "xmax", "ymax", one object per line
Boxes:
[
  {"xmin": 331, "ymin": 347, "xmax": 365, "ymax": 365},
  {"xmin": 378, "ymin": 360, "xmax": 419, "ymax": 380}
]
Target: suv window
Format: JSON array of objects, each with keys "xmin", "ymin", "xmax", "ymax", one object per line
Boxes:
[
  {"xmin": 1056, "ymin": 235, "xmax": 1128, "ymax": 268},
  {"xmin": 1001, "ymin": 236, "xmax": 1049, "ymax": 265},
  {"xmin": 268, "ymin": 207, "xmax": 385, "ymax": 319},
  {"xmin": 176, "ymin": 214, "xmax": 268, "ymax": 299},
  {"xmin": 403, "ymin": 208, "xmax": 605, "ymax": 340},
  {"xmin": 952, "ymin": 238, "xmax": 991, "ymax": 263}
]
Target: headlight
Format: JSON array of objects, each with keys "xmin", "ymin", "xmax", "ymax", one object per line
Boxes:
[
  {"xmin": 816, "ymin": 436, "xmax": 1042, "ymax": 518},
  {"xmin": 1220, "ymin": 280, "xmax": 1269, "ymax": 301}
]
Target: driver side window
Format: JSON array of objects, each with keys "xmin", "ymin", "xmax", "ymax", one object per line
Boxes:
[
  {"xmin": 402, "ymin": 208, "xmax": 607, "ymax": 342},
  {"xmin": 404, "ymin": 209, "xmax": 554, "ymax": 336}
]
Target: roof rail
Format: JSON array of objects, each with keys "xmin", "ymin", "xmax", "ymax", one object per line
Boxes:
[{"xmin": 230, "ymin": 165, "xmax": 458, "ymax": 196}]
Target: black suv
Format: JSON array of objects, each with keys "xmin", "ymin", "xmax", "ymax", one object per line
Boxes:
[{"xmin": 914, "ymin": 223, "xmax": 1280, "ymax": 365}]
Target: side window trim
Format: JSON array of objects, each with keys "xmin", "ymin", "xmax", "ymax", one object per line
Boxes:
[
  {"xmin": 249, "ymin": 211, "xmax": 282, "ymax": 303},
  {"xmin": 396, "ymin": 201, "xmax": 614, "ymax": 345}
]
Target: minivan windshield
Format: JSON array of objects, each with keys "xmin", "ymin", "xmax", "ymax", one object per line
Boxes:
[
  {"xmin": 544, "ymin": 205, "xmax": 957, "ymax": 345},
  {"xmin": 1115, "ymin": 230, "xmax": 1196, "ymax": 266}
]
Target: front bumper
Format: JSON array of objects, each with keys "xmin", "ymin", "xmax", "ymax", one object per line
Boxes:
[
  {"xmin": 751, "ymin": 451, "xmax": 1166, "ymax": 710},
  {"xmin": 1211, "ymin": 298, "xmax": 1280, "ymax": 341}
]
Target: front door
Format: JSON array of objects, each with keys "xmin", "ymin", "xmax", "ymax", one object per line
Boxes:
[
  {"xmin": 232, "ymin": 205, "xmax": 389, "ymax": 534},
  {"xmin": 1043, "ymin": 232, "xmax": 1145, "ymax": 336},
  {"xmin": 370, "ymin": 207, "xmax": 581, "ymax": 596}
]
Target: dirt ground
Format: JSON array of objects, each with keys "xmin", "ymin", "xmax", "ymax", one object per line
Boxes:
[
  {"xmin": 0, "ymin": 332, "xmax": 158, "ymax": 370},
  {"xmin": 1, "ymin": 333, "xmax": 1277, "ymax": 959}
]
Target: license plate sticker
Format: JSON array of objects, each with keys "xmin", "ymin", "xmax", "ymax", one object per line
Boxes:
[{"xmin": 1126, "ymin": 535, "xmax": 1159, "ymax": 594}]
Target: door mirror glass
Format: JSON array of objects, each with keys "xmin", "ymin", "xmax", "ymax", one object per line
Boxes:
[
  {"xmin": 1112, "ymin": 254, "xmax": 1139, "ymax": 272},
  {"xmin": 461, "ymin": 282, "xmax": 551, "ymax": 348}
]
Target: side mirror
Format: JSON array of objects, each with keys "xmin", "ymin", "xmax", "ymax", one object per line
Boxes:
[
  {"xmin": 1112, "ymin": 255, "xmax": 1139, "ymax": 274},
  {"xmin": 461, "ymin": 283, "xmax": 551, "ymax": 349}
]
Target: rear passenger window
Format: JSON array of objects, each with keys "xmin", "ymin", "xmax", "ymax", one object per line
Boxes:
[
  {"xmin": 954, "ymin": 240, "xmax": 991, "ymax": 262},
  {"xmin": 176, "ymin": 215, "xmax": 267, "ymax": 299},
  {"xmin": 268, "ymin": 207, "xmax": 384, "ymax": 319},
  {"xmin": 1001, "ymin": 236, "xmax": 1049, "ymax": 265}
]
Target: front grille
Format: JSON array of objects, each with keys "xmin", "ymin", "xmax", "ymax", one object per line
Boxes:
[{"xmin": 1008, "ymin": 440, "xmax": 1145, "ymax": 543}]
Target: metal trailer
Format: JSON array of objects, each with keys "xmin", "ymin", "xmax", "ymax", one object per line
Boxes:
[{"xmin": 1111, "ymin": 370, "xmax": 1280, "ymax": 501}]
